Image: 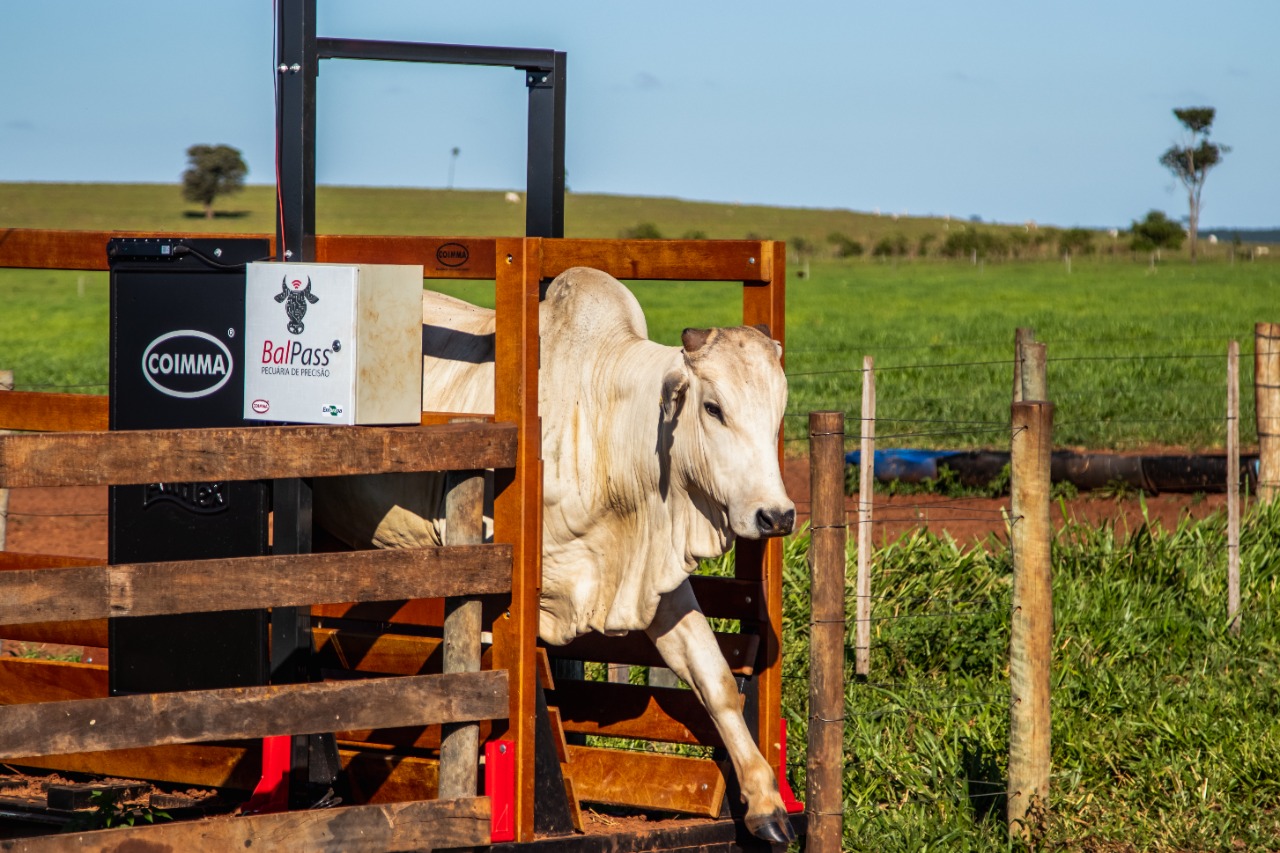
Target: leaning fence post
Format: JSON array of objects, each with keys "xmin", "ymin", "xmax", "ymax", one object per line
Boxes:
[
  {"xmin": 1256, "ymin": 323, "xmax": 1280, "ymax": 503},
  {"xmin": 439, "ymin": 464, "xmax": 486, "ymax": 799},
  {"xmin": 807, "ymin": 411, "xmax": 847, "ymax": 853},
  {"xmin": 856, "ymin": 357, "xmax": 875, "ymax": 678},
  {"xmin": 1228, "ymin": 340, "xmax": 1241, "ymax": 636},
  {"xmin": 0, "ymin": 370, "xmax": 12, "ymax": 552},
  {"xmin": 1008, "ymin": 400, "xmax": 1054, "ymax": 838}
]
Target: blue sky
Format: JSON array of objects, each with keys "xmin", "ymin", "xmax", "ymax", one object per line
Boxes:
[{"xmin": 2, "ymin": 1, "xmax": 1276, "ymax": 228}]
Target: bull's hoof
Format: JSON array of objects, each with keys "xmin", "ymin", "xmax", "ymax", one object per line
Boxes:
[{"xmin": 744, "ymin": 808, "xmax": 797, "ymax": 845}]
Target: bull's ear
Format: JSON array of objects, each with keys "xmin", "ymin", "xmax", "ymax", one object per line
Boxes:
[
  {"xmin": 751, "ymin": 324, "xmax": 783, "ymax": 359},
  {"xmin": 660, "ymin": 368, "xmax": 689, "ymax": 421},
  {"xmin": 681, "ymin": 328, "xmax": 711, "ymax": 353}
]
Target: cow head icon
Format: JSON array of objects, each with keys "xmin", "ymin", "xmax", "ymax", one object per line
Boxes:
[{"xmin": 276, "ymin": 276, "xmax": 319, "ymax": 335}]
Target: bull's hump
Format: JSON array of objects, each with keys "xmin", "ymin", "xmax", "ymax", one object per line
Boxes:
[{"xmin": 543, "ymin": 267, "xmax": 648, "ymax": 343}]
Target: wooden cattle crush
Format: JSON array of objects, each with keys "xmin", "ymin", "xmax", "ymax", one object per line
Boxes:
[{"xmin": 0, "ymin": 229, "xmax": 801, "ymax": 850}]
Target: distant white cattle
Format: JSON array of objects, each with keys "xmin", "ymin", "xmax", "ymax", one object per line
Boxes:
[
  {"xmin": 314, "ymin": 267, "xmax": 796, "ymax": 842},
  {"xmin": 504, "ymin": 191, "xmax": 521, "ymax": 203}
]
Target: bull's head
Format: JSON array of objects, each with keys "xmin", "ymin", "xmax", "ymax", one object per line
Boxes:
[{"xmin": 661, "ymin": 324, "xmax": 795, "ymax": 540}]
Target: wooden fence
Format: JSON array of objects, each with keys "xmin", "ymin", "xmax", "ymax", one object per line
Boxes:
[{"xmin": 0, "ymin": 230, "xmax": 792, "ymax": 847}]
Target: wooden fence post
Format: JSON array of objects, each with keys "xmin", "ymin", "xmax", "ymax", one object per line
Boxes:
[
  {"xmin": 1256, "ymin": 323, "xmax": 1280, "ymax": 503},
  {"xmin": 439, "ymin": 464, "xmax": 486, "ymax": 799},
  {"xmin": 856, "ymin": 357, "xmax": 875, "ymax": 678},
  {"xmin": 807, "ymin": 411, "xmax": 847, "ymax": 853},
  {"xmin": 1012, "ymin": 328, "xmax": 1034, "ymax": 403},
  {"xmin": 0, "ymin": 370, "xmax": 12, "ymax": 553},
  {"xmin": 1228, "ymin": 341, "xmax": 1241, "ymax": 636},
  {"xmin": 1008, "ymin": 400, "xmax": 1054, "ymax": 838}
]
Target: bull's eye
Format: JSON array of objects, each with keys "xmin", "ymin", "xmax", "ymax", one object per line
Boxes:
[{"xmin": 703, "ymin": 401, "xmax": 725, "ymax": 423}]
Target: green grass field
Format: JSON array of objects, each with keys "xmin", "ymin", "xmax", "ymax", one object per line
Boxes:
[{"xmin": 2, "ymin": 181, "xmax": 1274, "ymax": 451}]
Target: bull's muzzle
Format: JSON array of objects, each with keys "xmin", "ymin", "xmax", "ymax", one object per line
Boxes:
[{"xmin": 755, "ymin": 507, "xmax": 795, "ymax": 537}]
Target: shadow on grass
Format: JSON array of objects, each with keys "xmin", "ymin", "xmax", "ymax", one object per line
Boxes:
[{"xmin": 962, "ymin": 738, "xmax": 1006, "ymax": 822}]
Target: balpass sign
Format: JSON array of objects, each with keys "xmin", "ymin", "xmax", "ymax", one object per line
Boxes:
[{"xmin": 243, "ymin": 262, "xmax": 422, "ymax": 425}]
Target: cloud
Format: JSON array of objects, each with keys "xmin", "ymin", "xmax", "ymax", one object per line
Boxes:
[{"xmin": 633, "ymin": 71, "xmax": 661, "ymax": 91}]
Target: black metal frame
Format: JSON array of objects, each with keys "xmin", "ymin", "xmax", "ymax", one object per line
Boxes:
[
  {"xmin": 272, "ymin": 0, "xmax": 566, "ymax": 802},
  {"xmin": 275, "ymin": 0, "xmax": 567, "ymax": 259}
]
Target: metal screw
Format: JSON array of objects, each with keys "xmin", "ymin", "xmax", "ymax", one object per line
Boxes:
[
  {"xmin": 506, "ymin": 254, "xmax": 514, "ymax": 265},
  {"xmin": 541, "ymin": 75, "xmax": 548, "ymax": 83},
  {"xmin": 289, "ymin": 63, "xmax": 301, "ymax": 73},
  {"xmin": 213, "ymin": 248, "xmax": 223, "ymax": 258},
  {"xmin": 284, "ymin": 249, "xmax": 293, "ymax": 259},
  {"xmin": 744, "ymin": 595, "xmax": 752, "ymax": 604},
  {"xmin": 499, "ymin": 744, "xmax": 508, "ymax": 754},
  {"xmin": 749, "ymin": 257, "xmax": 757, "ymax": 264},
  {"xmin": 278, "ymin": 64, "xmax": 289, "ymax": 73}
]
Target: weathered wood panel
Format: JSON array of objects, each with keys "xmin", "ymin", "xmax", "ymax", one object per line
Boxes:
[
  {"xmin": 4, "ymin": 796, "xmax": 491, "ymax": 853},
  {"xmin": 546, "ymin": 631, "xmax": 759, "ymax": 677},
  {"xmin": 565, "ymin": 746, "xmax": 726, "ymax": 818},
  {"xmin": 550, "ymin": 679, "xmax": 726, "ymax": 748},
  {"xmin": 0, "ymin": 545, "xmax": 511, "ymax": 625},
  {"xmin": 0, "ymin": 670, "xmax": 507, "ymax": 759},
  {"xmin": 0, "ymin": 392, "xmax": 108, "ymax": 432},
  {"xmin": 313, "ymin": 626, "xmax": 443, "ymax": 675},
  {"xmin": 0, "ymin": 618, "xmax": 107, "ymax": 648},
  {"xmin": 0, "ymin": 421, "xmax": 517, "ymax": 488},
  {"xmin": 0, "ymin": 553, "xmax": 104, "ymax": 571},
  {"xmin": 11, "ymin": 745, "xmax": 438, "ymax": 800},
  {"xmin": 687, "ymin": 576, "xmax": 767, "ymax": 622},
  {"xmin": 541, "ymin": 239, "xmax": 771, "ymax": 283},
  {"xmin": 318, "ymin": 234, "xmax": 497, "ymax": 280},
  {"xmin": 0, "ymin": 658, "xmax": 107, "ymax": 705}
]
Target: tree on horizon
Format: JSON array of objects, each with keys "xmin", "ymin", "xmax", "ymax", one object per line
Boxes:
[
  {"xmin": 181, "ymin": 144, "xmax": 248, "ymax": 219},
  {"xmin": 1159, "ymin": 107, "xmax": 1229, "ymax": 261}
]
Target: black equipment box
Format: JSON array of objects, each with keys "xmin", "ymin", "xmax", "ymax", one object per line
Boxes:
[{"xmin": 108, "ymin": 238, "xmax": 271, "ymax": 695}]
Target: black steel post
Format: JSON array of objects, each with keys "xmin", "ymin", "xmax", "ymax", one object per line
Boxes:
[
  {"xmin": 524, "ymin": 52, "xmax": 567, "ymax": 239},
  {"xmin": 276, "ymin": 0, "xmax": 318, "ymax": 263}
]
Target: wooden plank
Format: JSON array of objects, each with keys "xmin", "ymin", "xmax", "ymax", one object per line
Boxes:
[
  {"xmin": 0, "ymin": 392, "xmax": 108, "ymax": 432},
  {"xmin": 565, "ymin": 746, "xmax": 726, "ymax": 818},
  {"xmin": 313, "ymin": 626, "xmax": 443, "ymax": 675},
  {"xmin": 317, "ymin": 234, "xmax": 497, "ymax": 280},
  {"xmin": 0, "ymin": 421, "xmax": 517, "ymax": 488},
  {"xmin": 421, "ymin": 410, "xmax": 494, "ymax": 426},
  {"xmin": 550, "ymin": 680, "xmax": 726, "ymax": 748},
  {"xmin": 11, "ymin": 744, "xmax": 438, "ymax": 800},
  {"xmin": 687, "ymin": 575, "xmax": 767, "ymax": 622},
  {"xmin": 0, "ymin": 658, "xmax": 107, "ymax": 705},
  {"xmin": 545, "ymin": 631, "xmax": 759, "ymax": 677},
  {"xmin": 491, "ymin": 236, "xmax": 543, "ymax": 841},
  {"xmin": 0, "ymin": 544, "xmax": 511, "ymax": 625},
  {"xmin": 0, "ymin": 670, "xmax": 508, "ymax": 760},
  {"xmin": 0, "ymin": 618, "xmax": 107, "ymax": 648},
  {"xmin": 0, "ymin": 552, "xmax": 104, "ymax": 571},
  {"xmin": 313, "ymin": 598, "xmax": 445, "ymax": 627},
  {"xmin": 12, "ymin": 743, "xmax": 266, "ymax": 791},
  {"xmin": 540, "ymin": 239, "xmax": 771, "ymax": 283},
  {"xmin": 0, "ymin": 228, "xmax": 274, "ymax": 271},
  {"xmin": 7, "ymin": 796, "xmax": 491, "ymax": 853},
  {"xmin": 738, "ymin": 242, "xmax": 787, "ymax": 777}
]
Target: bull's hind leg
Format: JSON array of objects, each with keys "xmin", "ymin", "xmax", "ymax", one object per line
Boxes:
[{"xmin": 645, "ymin": 580, "xmax": 796, "ymax": 844}]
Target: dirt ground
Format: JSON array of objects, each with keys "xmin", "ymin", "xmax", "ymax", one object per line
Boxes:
[{"xmin": 1, "ymin": 457, "xmax": 1232, "ymax": 561}]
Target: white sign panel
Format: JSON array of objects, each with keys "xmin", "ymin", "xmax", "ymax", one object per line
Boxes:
[{"xmin": 243, "ymin": 262, "xmax": 422, "ymax": 425}]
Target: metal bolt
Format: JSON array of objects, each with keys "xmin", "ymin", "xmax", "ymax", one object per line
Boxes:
[
  {"xmin": 744, "ymin": 595, "xmax": 752, "ymax": 604},
  {"xmin": 289, "ymin": 63, "xmax": 301, "ymax": 73},
  {"xmin": 541, "ymin": 75, "xmax": 548, "ymax": 83},
  {"xmin": 213, "ymin": 247, "xmax": 223, "ymax": 258},
  {"xmin": 749, "ymin": 257, "xmax": 756, "ymax": 264},
  {"xmin": 278, "ymin": 64, "xmax": 289, "ymax": 73},
  {"xmin": 499, "ymin": 744, "xmax": 508, "ymax": 754},
  {"xmin": 284, "ymin": 249, "xmax": 293, "ymax": 259},
  {"xmin": 506, "ymin": 254, "xmax": 514, "ymax": 265}
]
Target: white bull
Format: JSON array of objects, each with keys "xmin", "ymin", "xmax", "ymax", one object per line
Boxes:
[{"xmin": 313, "ymin": 266, "xmax": 796, "ymax": 842}]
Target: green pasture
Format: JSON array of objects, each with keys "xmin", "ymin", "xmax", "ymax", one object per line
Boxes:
[{"xmin": 769, "ymin": 500, "xmax": 1280, "ymax": 851}]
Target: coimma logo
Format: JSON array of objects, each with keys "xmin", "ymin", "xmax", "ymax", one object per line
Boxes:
[
  {"xmin": 141, "ymin": 330, "xmax": 233, "ymax": 399},
  {"xmin": 436, "ymin": 242, "xmax": 469, "ymax": 268}
]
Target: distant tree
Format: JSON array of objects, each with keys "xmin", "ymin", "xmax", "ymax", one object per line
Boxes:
[
  {"xmin": 916, "ymin": 233, "xmax": 937, "ymax": 257},
  {"xmin": 826, "ymin": 232, "xmax": 864, "ymax": 258},
  {"xmin": 1159, "ymin": 107, "xmax": 1230, "ymax": 261},
  {"xmin": 789, "ymin": 236, "xmax": 814, "ymax": 278},
  {"xmin": 621, "ymin": 222, "xmax": 663, "ymax": 239},
  {"xmin": 1058, "ymin": 228, "xmax": 1096, "ymax": 257},
  {"xmin": 1128, "ymin": 210, "xmax": 1185, "ymax": 253},
  {"xmin": 682, "ymin": 229, "xmax": 709, "ymax": 240},
  {"xmin": 871, "ymin": 234, "xmax": 909, "ymax": 258},
  {"xmin": 181, "ymin": 144, "xmax": 248, "ymax": 219}
]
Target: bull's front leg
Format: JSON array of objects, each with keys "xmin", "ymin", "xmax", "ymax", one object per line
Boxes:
[{"xmin": 644, "ymin": 579, "xmax": 796, "ymax": 844}]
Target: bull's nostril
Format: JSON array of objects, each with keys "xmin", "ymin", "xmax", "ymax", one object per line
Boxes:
[
  {"xmin": 756, "ymin": 508, "xmax": 775, "ymax": 532},
  {"xmin": 756, "ymin": 507, "xmax": 793, "ymax": 535},
  {"xmin": 781, "ymin": 508, "xmax": 795, "ymax": 532}
]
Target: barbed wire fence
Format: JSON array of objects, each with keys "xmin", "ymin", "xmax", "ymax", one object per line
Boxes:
[{"xmin": 775, "ymin": 325, "xmax": 1265, "ymax": 847}]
